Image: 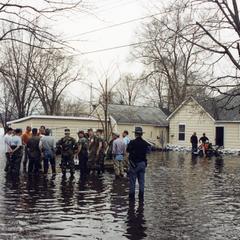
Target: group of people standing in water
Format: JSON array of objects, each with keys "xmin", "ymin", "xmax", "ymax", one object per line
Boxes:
[{"xmin": 3, "ymin": 125, "xmax": 150, "ymax": 202}]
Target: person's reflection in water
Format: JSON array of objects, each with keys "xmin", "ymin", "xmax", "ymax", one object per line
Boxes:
[
  {"xmin": 214, "ymin": 156, "xmax": 224, "ymax": 174},
  {"xmin": 191, "ymin": 154, "xmax": 198, "ymax": 168},
  {"xmin": 76, "ymin": 177, "xmax": 87, "ymax": 207},
  {"xmin": 5, "ymin": 173, "xmax": 21, "ymax": 192},
  {"xmin": 59, "ymin": 176, "xmax": 75, "ymax": 210},
  {"xmin": 125, "ymin": 202, "xmax": 147, "ymax": 240},
  {"xmin": 177, "ymin": 153, "xmax": 185, "ymax": 169},
  {"xmin": 2, "ymin": 175, "xmax": 23, "ymax": 239},
  {"xmin": 110, "ymin": 177, "xmax": 128, "ymax": 218}
]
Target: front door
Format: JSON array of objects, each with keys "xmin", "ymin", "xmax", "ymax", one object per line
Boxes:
[{"xmin": 216, "ymin": 127, "xmax": 224, "ymax": 146}]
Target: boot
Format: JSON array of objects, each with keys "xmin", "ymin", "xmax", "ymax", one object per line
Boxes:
[
  {"xmin": 52, "ymin": 166, "xmax": 56, "ymax": 175},
  {"xmin": 70, "ymin": 171, "xmax": 75, "ymax": 178},
  {"xmin": 129, "ymin": 193, "xmax": 135, "ymax": 201},
  {"xmin": 138, "ymin": 191, "xmax": 144, "ymax": 202},
  {"xmin": 62, "ymin": 171, "xmax": 66, "ymax": 178}
]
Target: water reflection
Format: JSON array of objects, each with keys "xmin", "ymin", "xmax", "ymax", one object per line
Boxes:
[
  {"xmin": 215, "ymin": 157, "xmax": 224, "ymax": 174},
  {"xmin": 125, "ymin": 202, "xmax": 146, "ymax": 240},
  {"xmin": 191, "ymin": 154, "xmax": 198, "ymax": 167},
  {"xmin": 0, "ymin": 152, "xmax": 240, "ymax": 239},
  {"xmin": 59, "ymin": 176, "xmax": 75, "ymax": 209}
]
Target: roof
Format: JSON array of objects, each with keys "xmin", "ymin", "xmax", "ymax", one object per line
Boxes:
[
  {"xmin": 167, "ymin": 97, "xmax": 215, "ymax": 122},
  {"xmin": 199, "ymin": 92, "xmax": 240, "ymax": 121},
  {"xmin": 108, "ymin": 104, "xmax": 168, "ymax": 126},
  {"xmin": 7, "ymin": 115, "xmax": 99, "ymax": 125},
  {"xmin": 167, "ymin": 90, "xmax": 240, "ymax": 122}
]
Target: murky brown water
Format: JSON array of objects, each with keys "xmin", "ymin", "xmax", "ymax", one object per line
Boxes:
[{"xmin": 0, "ymin": 152, "xmax": 240, "ymax": 239}]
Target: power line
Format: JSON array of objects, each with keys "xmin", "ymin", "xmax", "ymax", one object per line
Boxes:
[
  {"xmin": 73, "ymin": 0, "xmax": 140, "ymax": 24},
  {"xmin": 70, "ymin": 39, "xmax": 155, "ymax": 56},
  {"xmin": 66, "ymin": 10, "xmax": 172, "ymax": 39},
  {"xmin": 95, "ymin": 0, "xmax": 136, "ymax": 12},
  {"xmin": 90, "ymin": 0, "xmax": 140, "ymax": 15}
]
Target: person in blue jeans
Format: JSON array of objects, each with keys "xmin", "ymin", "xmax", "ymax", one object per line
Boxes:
[
  {"xmin": 127, "ymin": 127, "xmax": 150, "ymax": 202},
  {"xmin": 39, "ymin": 129, "xmax": 56, "ymax": 175}
]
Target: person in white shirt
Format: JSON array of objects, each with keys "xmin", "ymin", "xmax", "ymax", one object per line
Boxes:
[
  {"xmin": 122, "ymin": 130, "xmax": 130, "ymax": 146},
  {"xmin": 9, "ymin": 128, "xmax": 23, "ymax": 175},
  {"xmin": 4, "ymin": 127, "xmax": 13, "ymax": 172}
]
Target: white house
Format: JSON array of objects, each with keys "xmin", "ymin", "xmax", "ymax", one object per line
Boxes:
[{"xmin": 167, "ymin": 94, "xmax": 240, "ymax": 149}]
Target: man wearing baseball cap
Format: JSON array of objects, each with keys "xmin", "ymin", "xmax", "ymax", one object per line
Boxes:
[{"xmin": 57, "ymin": 128, "xmax": 77, "ymax": 177}]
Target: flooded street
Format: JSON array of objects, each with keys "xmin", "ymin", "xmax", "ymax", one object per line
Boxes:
[{"xmin": 0, "ymin": 152, "xmax": 240, "ymax": 239}]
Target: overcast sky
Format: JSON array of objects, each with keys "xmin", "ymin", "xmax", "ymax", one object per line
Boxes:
[{"xmin": 45, "ymin": 0, "xmax": 166, "ymax": 102}]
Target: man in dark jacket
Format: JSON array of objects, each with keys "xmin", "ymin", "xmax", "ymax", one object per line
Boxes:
[
  {"xmin": 127, "ymin": 127, "xmax": 150, "ymax": 202},
  {"xmin": 57, "ymin": 129, "xmax": 77, "ymax": 177},
  {"xmin": 77, "ymin": 130, "xmax": 88, "ymax": 180},
  {"xmin": 190, "ymin": 132, "xmax": 198, "ymax": 153},
  {"xmin": 27, "ymin": 128, "xmax": 41, "ymax": 174}
]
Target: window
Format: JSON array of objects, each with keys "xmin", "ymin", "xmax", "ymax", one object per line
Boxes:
[{"xmin": 178, "ymin": 124, "xmax": 185, "ymax": 141}]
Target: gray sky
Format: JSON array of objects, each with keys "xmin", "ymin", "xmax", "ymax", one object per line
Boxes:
[{"xmin": 45, "ymin": 0, "xmax": 165, "ymax": 101}]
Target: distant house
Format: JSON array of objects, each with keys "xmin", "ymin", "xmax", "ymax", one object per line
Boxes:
[
  {"xmin": 167, "ymin": 94, "xmax": 240, "ymax": 149},
  {"xmin": 95, "ymin": 104, "xmax": 169, "ymax": 147}
]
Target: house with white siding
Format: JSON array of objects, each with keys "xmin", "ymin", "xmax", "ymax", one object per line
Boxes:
[{"xmin": 167, "ymin": 93, "xmax": 240, "ymax": 149}]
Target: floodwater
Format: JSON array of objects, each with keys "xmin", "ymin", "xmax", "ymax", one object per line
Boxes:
[{"xmin": 0, "ymin": 151, "xmax": 240, "ymax": 240}]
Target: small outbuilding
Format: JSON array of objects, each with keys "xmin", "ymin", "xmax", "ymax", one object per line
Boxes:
[
  {"xmin": 167, "ymin": 94, "xmax": 240, "ymax": 149},
  {"xmin": 7, "ymin": 115, "xmax": 101, "ymax": 140}
]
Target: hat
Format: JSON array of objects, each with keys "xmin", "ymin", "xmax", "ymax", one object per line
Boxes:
[
  {"xmin": 15, "ymin": 128, "xmax": 22, "ymax": 134},
  {"xmin": 96, "ymin": 129, "xmax": 103, "ymax": 133},
  {"xmin": 133, "ymin": 127, "xmax": 144, "ymax": 134},
  {"xmin": 32, "ymin": 128, "xmax": 38, "ymax": 134},
  {"xmin": 112, "ymin": 132, "xmax": 120, "ymax": 137},
  {"xmin": 65, "ymin": 128, "xmax": 70, "ymax": 133}
]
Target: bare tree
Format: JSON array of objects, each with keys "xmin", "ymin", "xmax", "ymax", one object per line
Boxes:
[
  {"xmin": 91, "ymin": 67, "xmax": 120, "ymax": 141},
  {"xmin": 170, "ymin": 0, "xmax": 240, "ymax": 94},
  {"xmin": 116, "ymin": 74, "xmax": 141, "ymax": 105},
  {"xmin": 133, "ymin": 7, "xmax": 206, "ymax": 110},
  {"xmin": 0, "ymin": 1, "xmax": 85, "ymax": 47},
  {"xmin": 56, "ymin": 97, "xmax": 88, "ymax": 116},
  {"xmin": 98, "ymin": 77, "xmax": 118, "ymax": 141},
  {"xmin": 0, "ymin": 31, "xmax": 39, "ymax": 119},
  {"xmin": 30, "ymin": 47, "xmax": 81, "ymax": 115},
  {"xmin": 0, "ymin": 80, "xmax": 17, "ymax": 129}
]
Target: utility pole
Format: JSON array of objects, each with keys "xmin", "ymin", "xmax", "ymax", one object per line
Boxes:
[
  {"xmin": 89, "ymin": 82, "xmax": 93, "ymax": 115},
  {"xmin": 104, "ymin": 78, "xmax": 108, "ymax": 141}
]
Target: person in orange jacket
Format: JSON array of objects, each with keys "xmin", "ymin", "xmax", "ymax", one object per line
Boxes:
[{"xmin": 22, "ymin": 126, "xmax": 32, "ymax": 172}]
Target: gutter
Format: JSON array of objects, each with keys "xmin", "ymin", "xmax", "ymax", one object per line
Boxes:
[{"xmin": 215, "ymin": 120, "xmax": 240, "ymax": 124}]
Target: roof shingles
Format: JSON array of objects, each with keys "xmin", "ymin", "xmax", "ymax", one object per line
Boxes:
[{"xmin": 108, "ymin": 104, "xmax": 168, "ymax": 126}]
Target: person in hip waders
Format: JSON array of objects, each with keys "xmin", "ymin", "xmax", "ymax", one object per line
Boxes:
[
  {"xmin": 57, "ymin": 129, "xmax": 77, "ymax": 177},
  {"xmin": 127, "ymin": 127, "xmax": 150, "ymax": 202}
]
